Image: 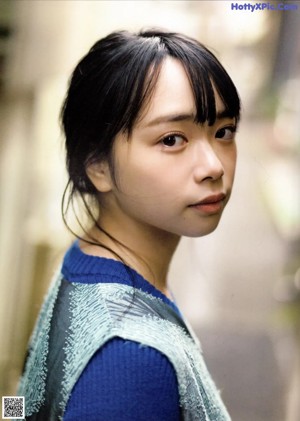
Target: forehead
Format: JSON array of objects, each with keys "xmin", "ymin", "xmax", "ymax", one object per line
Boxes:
[{"xmin": 137, "ymin": 57, "xmax": 225, "ymax": 128}]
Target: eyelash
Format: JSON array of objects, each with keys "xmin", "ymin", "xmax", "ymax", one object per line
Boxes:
[
  {"xmin": 158, "ymin": 125, "xmax": 237, "ymax": 149},
  {"xmin": 215, "ymin": 125, "xmax": 237, "ymax": 140},
  {"xmin": 159, "ymin": 132, "xmax": 187, "ymax": 148}
]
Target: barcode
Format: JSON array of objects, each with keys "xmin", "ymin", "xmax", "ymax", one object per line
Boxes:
[{"xmin": 2, "ymin": 396, "xmax": 25, "ymax": 419}]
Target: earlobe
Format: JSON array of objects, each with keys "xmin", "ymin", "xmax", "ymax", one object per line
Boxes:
[{"xmin": 86, "ymin": 161, "xmax": 113, "ymax": 193}]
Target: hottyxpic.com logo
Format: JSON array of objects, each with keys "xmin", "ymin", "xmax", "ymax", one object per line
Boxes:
[{"xmin": 231, "ymin": 1, "xmax": 299, "ymax": 12}]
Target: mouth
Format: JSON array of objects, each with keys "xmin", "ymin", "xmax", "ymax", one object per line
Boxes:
[{"xmin": 188, "ymin": 193, "xmax": 227, "ymax": 214}]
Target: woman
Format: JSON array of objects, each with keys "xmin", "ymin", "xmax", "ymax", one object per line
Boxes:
[{"xmin": 18, "ymin": 29, "xmax": 240, "ymax": 420}]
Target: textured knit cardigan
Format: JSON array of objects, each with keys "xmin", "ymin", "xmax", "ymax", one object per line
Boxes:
[{"xmin": 17, "ymin": 251, "xmax": 231, "ymax": 420}]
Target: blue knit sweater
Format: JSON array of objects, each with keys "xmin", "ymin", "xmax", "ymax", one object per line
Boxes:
[{"xmin": 62, "ymin": 242, "xmax": 181, "ymax": 420}]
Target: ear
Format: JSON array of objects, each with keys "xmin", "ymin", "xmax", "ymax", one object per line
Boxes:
[{"xmin": 86, "ymin": 160, "xmax": 113, "ymax": 193}]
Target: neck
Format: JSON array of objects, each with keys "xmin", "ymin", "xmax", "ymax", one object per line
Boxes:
[{"xmin": 80, "ymin": 216, "xmax": 180, "ymax": 296}]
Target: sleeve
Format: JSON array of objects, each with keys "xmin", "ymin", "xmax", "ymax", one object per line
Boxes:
[{"xmin": 63, "ymin": 337, "xmax": 181, "ymax": 421}]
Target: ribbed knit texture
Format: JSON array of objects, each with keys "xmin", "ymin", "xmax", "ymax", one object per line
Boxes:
[{"xmin": 62, "ymin": 242, "xmax": 181, "ymax": 420}]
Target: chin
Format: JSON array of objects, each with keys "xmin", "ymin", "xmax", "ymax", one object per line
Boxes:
[{"xmin": 183, "ymin": 218, "xmax": 222, "ymax": 238}]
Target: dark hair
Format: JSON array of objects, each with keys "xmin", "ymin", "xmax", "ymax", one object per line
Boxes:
[{"xmin": 61, "ymin": 28, "xmax": 240, "ymax": 246}]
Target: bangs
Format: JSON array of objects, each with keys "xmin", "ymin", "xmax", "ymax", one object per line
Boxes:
[
  {"xmin": 184, "ymin": 56, "xmax": 241, "ymax": 126},
  {"xmin": 62, "ymin": 29, "xmax": 240, "ymax": 194},
  {"xmin": 158, "ymin": 40, "xmax": 240, "ymax": 126},
  {"xmin": 122, "ymin": 30, "xmax": 240, "ymax": 131},
  {"xmin": 62, "ymin": 29, "xmax": 240, "ymax": 181}
]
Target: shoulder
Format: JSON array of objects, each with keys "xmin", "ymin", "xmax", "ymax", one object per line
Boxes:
[{"xmin": 64, "ymin": 337, "xmax": 181, "ymax": 421}]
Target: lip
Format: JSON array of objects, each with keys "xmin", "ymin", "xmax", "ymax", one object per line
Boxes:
[
  {"xmin": 196, "ymin": 193, "xmax": 226, "ymax": 205},
  {"xmin": 189, "ymin": 193, "xmax": 227, "ymax": 214}
]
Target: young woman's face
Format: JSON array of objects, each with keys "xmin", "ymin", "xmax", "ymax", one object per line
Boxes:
[{"xmin": 104, "ymin": 57, "xmax": 237, "ymax": 239}]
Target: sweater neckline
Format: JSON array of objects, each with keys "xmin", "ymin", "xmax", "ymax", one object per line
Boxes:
[{"xmin": 62, "ymin": 241, "xmax": 179, "ymax": 313}]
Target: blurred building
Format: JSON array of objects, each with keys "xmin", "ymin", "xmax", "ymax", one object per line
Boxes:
[{"xmin": 0, "ymin": 1, "xmax": 299, "ymax": 420}]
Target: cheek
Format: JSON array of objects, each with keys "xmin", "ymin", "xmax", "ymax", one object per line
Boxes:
[
  {"xmin": 113, "ymin": 161, "xmax": 180, "ymax": 225},
  {"xmin": 222, "ymin": 146, "xmax": 237, "ymax": 181},
  {"xmin": 231, "ymin": 148, "xmax": 238, "ymax": 177},
  {"xmin": 116, "ymin": 156, "xmax": 176, "ymax": 200}
]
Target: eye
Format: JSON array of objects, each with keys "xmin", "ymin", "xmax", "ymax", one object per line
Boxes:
[
  {"xmin": 215, "ymin": 126, "xmax": 236, "ymax": 141},
  {"xmin": 160, "ymin": 133, "xmax": 187, "ymax": 148}
]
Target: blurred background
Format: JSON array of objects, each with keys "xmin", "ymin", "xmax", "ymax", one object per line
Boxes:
[{"xmin": 0, "ymin": 1, "xmax": 299, "ymax": 420}]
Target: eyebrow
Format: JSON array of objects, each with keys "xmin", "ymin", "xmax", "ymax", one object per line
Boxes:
[{"xmin": 144, "ymin": 109, "xmax": 235, "ymax": 127}]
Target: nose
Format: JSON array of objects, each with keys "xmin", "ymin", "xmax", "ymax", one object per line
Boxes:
[{"xmin": 193, "ymin": 142, "xmax": 224, "ymax": 182}]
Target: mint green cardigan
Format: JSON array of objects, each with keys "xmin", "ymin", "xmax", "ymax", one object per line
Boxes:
[{"xmin": 18, "ymin": 268, "xmax": 231, "ymax": 420}]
